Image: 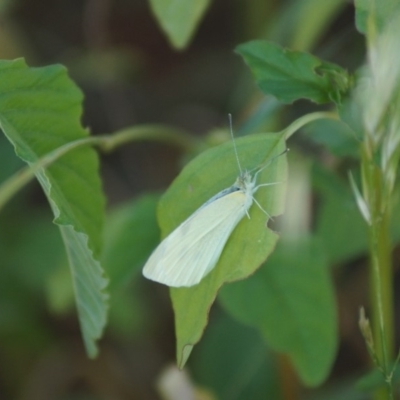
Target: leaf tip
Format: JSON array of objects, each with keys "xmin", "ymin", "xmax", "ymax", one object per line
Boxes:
[{"xmin": 178, "ymin": 344, "xmax": 194, "ymax": 369}]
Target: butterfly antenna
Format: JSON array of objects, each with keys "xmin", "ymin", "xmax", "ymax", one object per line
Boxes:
[
  {"xmin": 228, "ymin": 113, "xmax": 243, "ymax": 174},
  {"xmin": 252, "ymin": 148, "xmax": 290, "ymax": 180}
]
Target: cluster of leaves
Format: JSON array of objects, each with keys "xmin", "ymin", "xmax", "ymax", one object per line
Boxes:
[{"xmin": 1, "ymin": 0, "xmax": 400, "ymax": 399}]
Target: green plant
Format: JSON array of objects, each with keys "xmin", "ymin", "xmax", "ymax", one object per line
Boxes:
[{"xmin": 1, "ymin": 0, "xmax": 400, "ymax": 399}]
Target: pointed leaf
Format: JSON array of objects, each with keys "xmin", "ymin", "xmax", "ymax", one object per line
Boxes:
[
  {"xmin": 236, "ymin": 40, "xmax": 351, "ymax": 105},
  {"xmin": 149, "ymin": 0, "xmax": 212, "ymax": 49},
  {"xmin": 0, "ymin": 59, "xmax": 108, "ymax": 357},
  {"xmin": 155, "ymin": 132, "xmax": 287, "ymax": 367}
]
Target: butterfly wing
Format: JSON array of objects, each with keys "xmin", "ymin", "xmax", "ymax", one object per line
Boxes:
[{"xmin": 143, "ymin": 190, "xmax": 252, "ymax": 287}]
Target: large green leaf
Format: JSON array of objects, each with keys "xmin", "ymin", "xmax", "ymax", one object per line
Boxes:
[
  {"xmin": 219, "ymin": 236, "xmax": 337, "ymax": 387},
  {"xmin": 191, "ymin": 312, "xmax": 280, "ymax": 400},
  {"xmin": 236, "ymin": 40, "xmax": 351, "ymax": 105},
  {"xmin": 0, "ymin": 59, "xmax": 108, "ymax": 357},
  {"xmin": 149, "ymin": 0, "xmax": 212, "ymax": 49},
  {"xmin": 154, "ymin": 132, "xmax": 287, "ymax": 367},
  {"xmin": 102, "ymin": 195, "xmax": 160, "ymax": 336}
]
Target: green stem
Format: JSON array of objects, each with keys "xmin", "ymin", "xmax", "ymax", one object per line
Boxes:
[
  {"xmin": 0, "ymin": 112, "xmax": 336, "ymax": 213},
  {"xmin": 0, "ymin": 137, "xmax": 96, "ymax": 211},
  {"xmin": 0, "ymin": 125, "xmax": 198, "ymax": 211},
  {"xmin": 361, "ymin": 148, "xmax": 394, "ymax": 400},
  {"xmin": 282, "ymin": 111, "xmax": 338, "ymax": 139},
  {"xmin": 96, "ymin": 125, "xmax": 199, "ymax": 153}
]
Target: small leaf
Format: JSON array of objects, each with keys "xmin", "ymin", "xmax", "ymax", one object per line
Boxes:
[
  {"xmin": 236, "ymin": 40, "xmax": 351, "ymax": 105},
  {"xmin": 149, "ymin": 0, "xmax": 211, "ymax": 49},
  {"xmin": 0, "ymin": 59, "xmax": 108, "ymax": 357},
  {"xmin": 219, "ymin": 237, "xmax": 337, "ymax": 387},
  {"xmin": 155, "ymin": 132, "xmax": 287, "ymax": 367}
]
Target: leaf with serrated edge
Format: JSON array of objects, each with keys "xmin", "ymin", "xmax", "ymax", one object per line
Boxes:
[
  {"xmin": 236, "ymin": 40, "xmax": 350, "ymax": 105},
  {"xmin": 0, "ymin": 59, "xmax": 108, "ymax": 357}
]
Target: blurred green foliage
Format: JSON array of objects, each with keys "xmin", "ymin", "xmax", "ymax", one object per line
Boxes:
[{"xmin": 1, "ymin": 0, "xmax": 400, "ymax": 399}]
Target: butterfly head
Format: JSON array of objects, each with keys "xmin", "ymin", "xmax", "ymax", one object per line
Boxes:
[{"xmin": 234, "ymin": 170, "xmax": 256, "ymax": 193}]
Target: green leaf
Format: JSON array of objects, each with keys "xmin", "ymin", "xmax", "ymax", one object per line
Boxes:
[
  {"xmin": 355, "ymin": 0, "xmax": 400, "ymax": 35},
  {"xmin": 314, "ymin": 164, "xmax": 400, "ymax": 265},
  {"xmin": 149, "ymin": 0, "xmax": 211, "ymax": 49},
  {"xmin": 60, "ymin": 226, "xmax": 107, "ymax": 356},
  {"xmin": 313, "ymin": 164, "xmax": 368, "ymax": 264},
  {"xmin": 9, "ymin": 210, "xmax": 65, "ymax": 291},
  {"xmin": 102, "ymin": 194, "xmax": 160, "ymax": 292},
  {"xmin": 303, "ymin": 118, "xmax": 359, "ymax": 158},
  {"xmin": 236, "ymin": 40, "xmax": 351, "ymax": 105},
  {"xmin": 0, "ymin": 59, "xmax": 108, "ymax": 357},
  {"xmin": 46, "ymin": 264, "xmax": 74, "ymax": 314},
  {"xmin": 337, "ymin": 96, "xmax": 364, "ymax": 140},
  {"xmin": 102, "ymin": 195, "xmax": 160, "ymax": 336},
  {"xmin": 155, "ymin": 132, "xmax": 287, "ymax": 367},
  {"xmin": 191, "ymin": 312, "xmax": 281, "ymax": 400},
  {"xmin": 0, "ymin": 135, "xmax": 23, "ymax": 183},
  {"xmin": 219, "ymin": 237, "xmax": 337, "ymax": 387}
]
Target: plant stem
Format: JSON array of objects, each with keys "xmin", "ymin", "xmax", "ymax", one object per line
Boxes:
[
  {"xmin": 282, "ymin": 111, "xmax": 338, "ymax": 139},
  {"xmin": 0, "ymin": 125, "xmax": 198, "ymax": 212},
  {"xmin": 361, "ymin": 147, "xmax": 394, "ymax": 400},
  {"xmin": 96, "ymin": 125, "xmax": 199, "ymax": 153},
  {"xmin": 1, "ymin": 113, "xmax": 337, "ymax": 213}
]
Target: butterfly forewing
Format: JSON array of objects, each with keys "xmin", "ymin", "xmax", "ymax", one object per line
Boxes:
[{"xmin": 143, "ymin": 190, "xmax": 252, "ymax": 287}]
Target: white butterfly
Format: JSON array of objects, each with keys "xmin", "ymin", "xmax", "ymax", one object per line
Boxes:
[{"xmin": 143, "ymin": 121, "xmax": 284, "ymax": 287}]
